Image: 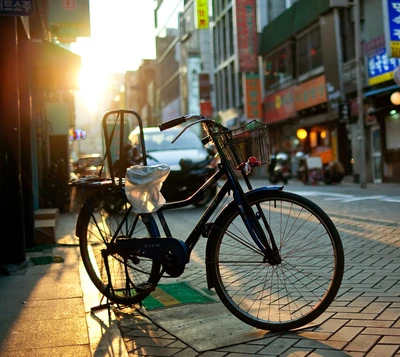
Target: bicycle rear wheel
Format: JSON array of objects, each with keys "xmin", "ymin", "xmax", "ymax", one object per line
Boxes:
[
  {"xmin": 208, "ymin": 189, "xmax": 344, "ymax": 331},
  {"xmin": 76, "ymin": 187, "xmax": 161, "ymax": 305}
]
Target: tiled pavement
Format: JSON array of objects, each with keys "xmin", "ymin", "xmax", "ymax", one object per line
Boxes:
[
  {"xmin": 2, "ymin": 179, "xmax": 398, "ymax": 357},
  {"xmin": 112, "ymin": 197, "xmax": 400, "ymax": 357}
]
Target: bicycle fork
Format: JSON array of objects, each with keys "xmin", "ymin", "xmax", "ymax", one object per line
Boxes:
[{"xmin": 233, "ymin": 185, "xmax": 282, "ymax": 265}]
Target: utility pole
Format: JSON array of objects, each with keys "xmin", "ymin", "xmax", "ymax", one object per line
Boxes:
[{"xmin": 354, "ymin": 0, "xmax": 367, "ymax": 188}]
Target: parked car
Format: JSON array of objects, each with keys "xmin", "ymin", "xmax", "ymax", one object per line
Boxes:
[
  {"xmin": 73, "ymin": 154, "xmax": 104, "ymax": 178},
  {"xmin": 128, "ymin": 126, "xmax": 218, "ymax": 206}
]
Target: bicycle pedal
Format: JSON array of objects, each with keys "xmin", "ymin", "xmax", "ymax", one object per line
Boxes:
[{"xmin": 135, "ymin": 282, "xmax": 156, "ymax": 293}]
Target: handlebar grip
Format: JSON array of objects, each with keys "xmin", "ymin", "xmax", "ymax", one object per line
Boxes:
[{"xmin": 158, "ymin": 116, "xmax": 186, "ymax": 131}]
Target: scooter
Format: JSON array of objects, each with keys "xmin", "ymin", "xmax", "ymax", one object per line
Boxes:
[{"xmin": 267, "ymin": 152, "xmax": 291, "ymax": 184}]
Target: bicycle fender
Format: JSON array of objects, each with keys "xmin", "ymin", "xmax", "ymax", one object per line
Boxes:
[{"xmin": 204, "ymin": 185, "xmax": 283, "ymax": 289}]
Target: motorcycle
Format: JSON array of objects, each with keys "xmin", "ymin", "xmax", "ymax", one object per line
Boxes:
[{"xmin": 267, "ymin": 152, "xmax": 291, "ymax": 184}]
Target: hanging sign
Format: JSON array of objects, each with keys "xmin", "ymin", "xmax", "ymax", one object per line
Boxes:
[{"xmin": 0, "ymin": 0, "xmax": 34, "ymax": 16}]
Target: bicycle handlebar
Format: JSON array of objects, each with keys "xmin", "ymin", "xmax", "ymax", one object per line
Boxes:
[
  {"xmin": 158, "ymin": 116, "xmax": 188, "ymax": 131},
  {"xmin": 158, "ymin": 114, "xmax": 228, "ymax": 132}
]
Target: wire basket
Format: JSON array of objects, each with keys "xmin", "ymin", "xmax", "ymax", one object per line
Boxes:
[{"xmin": 213, "ymin": 120, "xmax": 270, "ymax": 171}]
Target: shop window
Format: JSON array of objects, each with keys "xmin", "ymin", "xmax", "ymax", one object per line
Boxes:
[
  {"xmin": 296, "ymin": 26, "xmax": 322, "ymax": 76},
  {"xmin": 263, "ymin": 43, "xmax": 293, "ymax": 91}
]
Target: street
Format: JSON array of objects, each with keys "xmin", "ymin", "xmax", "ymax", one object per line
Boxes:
[{"xmin": 115, "ymin": 177, "xmax": 400, "ymax": 356}]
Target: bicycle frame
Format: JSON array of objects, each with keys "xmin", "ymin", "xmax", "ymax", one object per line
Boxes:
[{"xmin": 154, "ymin": 159, "xmax": 280, "ymax": 262}]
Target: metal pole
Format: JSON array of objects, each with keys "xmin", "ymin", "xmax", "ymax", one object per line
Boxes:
[{"xmin": 354, "ymin": 0, "xmax": 367, "ymax": 188}]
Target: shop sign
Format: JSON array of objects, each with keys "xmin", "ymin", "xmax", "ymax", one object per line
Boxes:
[
  {"xmin": 0, "ymin": 0, "xmax": 34, "ymax": 16},
  {"xmin": 367, "ymin": 47, "xmax": 400, "ymax": 85},
  {"xmin": 195, "ymin": 0, "xmax": 209, "ymax": 29},
  {"xmin": 383, "ymin": 0, "xmax": 400, "ymax": 58},
  {"xmin": 294, "ymin": 75, "xmax": 327, "ymax": 111},
  {"xmin": 244, "ymin": 74, "xmax": 262, "ymax": 119},
  {"xmin": 187, "ymin": 57, "xmax": 202, "ymax": 115},
  {"xmin": 263, "ymin": 87, "xmax": 296, "ymax": 124},
  {"xmin": 338, "ymin": 101, "xmax": 350, "ymax": 123},
  {"xmin": 236, "ymin": 0, "xmax": 258, "ymax": 72}
]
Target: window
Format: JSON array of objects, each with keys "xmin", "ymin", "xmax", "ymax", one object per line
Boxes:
[
  {"xmin": 263, "ymin": 43, "xmax": 293, "ymax": 91},
  {"xmin": 296, "ymin": 26, "xmax": 322, "ymax": 76}
]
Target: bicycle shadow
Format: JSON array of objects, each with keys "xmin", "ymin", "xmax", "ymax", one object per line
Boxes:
[{"xmin": 115, "ymin": 302, "xmax": 353, "ymax": 356}]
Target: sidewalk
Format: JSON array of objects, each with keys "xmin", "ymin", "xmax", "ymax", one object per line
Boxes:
[
  {"xmin": 0, "ymin": 212, "xmax": 129, "ymax": 357},
  {"xmin": 0, "ymin": 179, "xmax": 400, "ymax": 356}
]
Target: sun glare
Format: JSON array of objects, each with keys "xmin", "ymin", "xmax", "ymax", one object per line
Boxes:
[{"xmin": 70, "ymin": 0, "xmax": 156, "ymax": 113}]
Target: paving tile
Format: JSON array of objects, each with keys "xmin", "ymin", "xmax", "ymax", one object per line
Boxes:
[
  {"xmin": 362, "ymin": 327, "xmax": 400, "ymax": 336},
  {"xmin": 328, "ymin": 326, "xmax": 364, "ymax": 342},
  {"xmin": 365, "ymin": 344, "xmax": 399, "ymax": 357},
  {"xmin": 129, "ymin": 345, "xmax": 182, "ymax": 356},
  {"xmin": 376, "ymin": 308, "xmax": 400, "ymax": 321},
  {"xmin": 317, "ymin": 319, "xmax": 348, "ymax": 333},
  {"xmin": 345, "ymin": 334, "xmax": 380, "ymax": 352},
  {"xmin": 362, "ymin": 302, "xmax": 390, "ymax": 314},
  {"xmin": 333, "ymin": 313, "xmax": 378, "ymax": 320},
  {"xmin": 346, "ymin": 320, "xmax": 393, "ymax": 328},
  {"xmin": 257, "ymin": 337, "xmax": 297, "ymax": 355}
]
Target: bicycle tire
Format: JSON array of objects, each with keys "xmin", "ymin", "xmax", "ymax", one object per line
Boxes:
[
  {"xmin": 208, "ymin": 189, "xmax": 344, "ymax": 331},
  {"xmin": 76, "ymin": 187, "xmax": 162, "ymax": 305}
]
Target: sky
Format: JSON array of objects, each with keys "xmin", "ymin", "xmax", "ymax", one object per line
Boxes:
[
  {"xmin": 72, "ymin": 0, "xmax": 156, "ymax": 74},
  {"xmin": 71, "ymin": 0, "xmax": 157, "ymax": 112}
]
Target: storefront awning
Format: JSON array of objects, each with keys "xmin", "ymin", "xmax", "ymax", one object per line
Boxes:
[
  {"xmin": 364, "ymin": 84, "xmax": 400, "ymax": 98},
  {"xmin": 32, "ymin": 40, "xmax": 81, "ymax": 91}
]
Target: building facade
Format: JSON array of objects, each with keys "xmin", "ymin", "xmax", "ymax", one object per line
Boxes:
[{"xmin": 258, "ymin": 0, "xmax": 400, "ymax": 183}]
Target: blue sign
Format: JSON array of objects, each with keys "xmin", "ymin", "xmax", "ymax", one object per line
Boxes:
[
  {"xmin": 367, "ymin": 47, "xmax": 400, "ymax": 85},
  {"xmin": 387, "ymin": 0, "xmax": 400, "ymax": 56},
  {"xmin": 0, "ymin": 0, "xmax": 34, "ymax": 16}
]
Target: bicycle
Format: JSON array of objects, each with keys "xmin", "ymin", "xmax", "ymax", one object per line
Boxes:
[{"xmin": 71, "ymin": 109, "xmax": 344, "ymax": 332}]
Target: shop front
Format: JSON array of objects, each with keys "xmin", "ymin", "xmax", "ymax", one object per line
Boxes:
[
  {"xmin": 348, "ymin": 42, "xmax": 400, "ymax": 183},
  {"xmin": 264, "ymin": 74, "xmax": 345, "ymax": 179}
]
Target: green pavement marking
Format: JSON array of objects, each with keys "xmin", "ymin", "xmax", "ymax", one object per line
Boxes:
[
  {"xmin": 29, "ymin": 255, "xmax": 64, "ymax": 265},
  {"xmin": 142, "ymin": 282, "xmax": 217, "ymax": 310}
]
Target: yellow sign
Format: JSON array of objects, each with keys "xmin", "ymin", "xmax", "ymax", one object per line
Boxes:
[
  {"xmin": 391, "ymin": 41, "xmax": 400, "ymax": 58},
  {"xmin": 368, "ymin": 72, "xmax": 394, "ymax": 86},
  {"xmin": 196, "ymin": 0, "xmax": 209, "ymax": 29}
]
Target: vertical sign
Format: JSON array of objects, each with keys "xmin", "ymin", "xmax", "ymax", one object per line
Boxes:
[
  {"xmin": 244, "ymin": 74, "xmax": 262, "ymax": 119},
  {"xmin": 236, "ymin": 0, "xmax": 258, "ymax": 72},
  {"xmin": 187, "ymin": 57, "xmax": 202, "ymax": 115},
  {"xmin": 196, "ymin": 0, "xmax": 209, "ymax": 29},
  {"xmin": 383, "ymin": 0, "xmax": 400, "ymax": 57}
]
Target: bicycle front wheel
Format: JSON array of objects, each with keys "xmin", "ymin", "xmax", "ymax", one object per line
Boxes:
[
  {"xmin": 76, "ymin": 187, "xmax": 162, "ymax": 305},
  {"xmin": 208, "ymin": 189, "xmax": 344, "ymax": 331}
]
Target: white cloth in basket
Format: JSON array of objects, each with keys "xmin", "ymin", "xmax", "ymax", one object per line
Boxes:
[{"xmin": 125, "ymin": 164, "xmax": 170, "ymax": 213}]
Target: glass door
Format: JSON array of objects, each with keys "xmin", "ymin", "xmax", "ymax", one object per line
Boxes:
[{"xmin": 370, "ymin": 125, "xmax": 382, "ymax": 183}]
